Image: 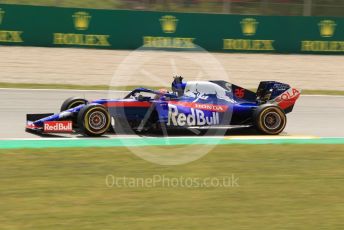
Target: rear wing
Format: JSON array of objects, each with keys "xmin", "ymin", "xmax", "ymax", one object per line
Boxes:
[
  {"xmin": 256, "ymin": 81, "xmax": 289, "ymax": 101},
  {"xmin": 256, "ymin": 81, "xmax": 301, "ymax": 113},
  {"xmin": 269, "ymin": 87, "xmax": 301, "ymax": 113}
]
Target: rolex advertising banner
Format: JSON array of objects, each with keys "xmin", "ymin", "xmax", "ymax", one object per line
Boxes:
[{"xmin": 0, "ymin": 4, "xmax": 343, "ymax": 54}]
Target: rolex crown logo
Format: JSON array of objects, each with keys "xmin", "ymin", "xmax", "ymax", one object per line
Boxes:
[
  {"xmin": 318, "ymin": 20, "xmax": 336, "ymax": 37},
  {"xmin": 160, "ymin": 15, "xmax": 178, "ymax": 33},
  {"xmin": 0, "ymin": 8, "xmax": 5, "ymax": 25},
  {"xmin": 73, "ymin": 12, "xmax": 91, "ymax": 31},
  {"xmin": 240, "ymin": 18, "xmax": 259, "ymax": 36}
]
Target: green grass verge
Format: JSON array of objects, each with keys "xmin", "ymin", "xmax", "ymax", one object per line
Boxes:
[
  {"xmin": 1, "ymin": 145, "xmax": 344, "ymax": 229},
  {"xmin": 1, "ymin": 82, "xmax": 344, "ymax": 95}
]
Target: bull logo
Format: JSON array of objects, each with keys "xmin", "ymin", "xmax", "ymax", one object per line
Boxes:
[{"xmin": 234, "ymin": 88, "xmax": 245, "ymax": 99}]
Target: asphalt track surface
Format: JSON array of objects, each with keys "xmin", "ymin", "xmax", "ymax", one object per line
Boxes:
[{"xmin": 0, "ymin": 88, "xmax": 343, "ymax": 139}]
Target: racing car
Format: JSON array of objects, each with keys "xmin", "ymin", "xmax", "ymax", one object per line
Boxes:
[{"xmin": 26, "ymin": 77, "xmax": 300, "ymax": 136}]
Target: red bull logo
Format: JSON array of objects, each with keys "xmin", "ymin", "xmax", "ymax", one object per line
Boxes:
[
  {"xmin": 167, "ymin": 104, "xmax": 220, "ymax": 126},
  {"xmin": 44, "ymin": 121, "xmax": 73, "ymax": 133}
]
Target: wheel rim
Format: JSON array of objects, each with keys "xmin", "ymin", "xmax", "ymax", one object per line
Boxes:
[
  {"xmin": 263, "ymin": 111, "xmax": 281, "ymax": 130},
  {"xmin": 88, "ymin": 111, "xmax": 107, "ymax": 130}
]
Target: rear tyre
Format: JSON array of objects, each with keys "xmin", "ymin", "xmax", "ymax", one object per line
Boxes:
[
  {"xmin": 60, "ymin": 97, "xmax": 88, "ymax": 112},
  {"xmin": 253, "ymin": 104, "xmax": 286, "ymax": 135},
  {"xmin": 77, "ymin": 104, "xmax": 110, "ymax": 137}
]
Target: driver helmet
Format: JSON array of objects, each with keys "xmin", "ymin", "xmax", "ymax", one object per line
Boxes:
[{"xmin": 171, "ymin": 76, "xmax": 186, "ymax": 97}]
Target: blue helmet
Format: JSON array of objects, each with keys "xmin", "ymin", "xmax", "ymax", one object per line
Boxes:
[{"xmin": 171, "ymin": 76, "xmax": 186, "ymax": 96}]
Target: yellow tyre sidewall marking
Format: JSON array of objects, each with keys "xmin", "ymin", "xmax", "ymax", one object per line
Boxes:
[
  {"xmin": 258, "ymin": 107, "xmax": 286, "ymax": 135},
  {"xmin": 84, "ymin": 107, "xmax": 111, "ymax": 135},
  {"xmin": 68, "ymin": 100, "xmax": 85, "ymax": 110}
]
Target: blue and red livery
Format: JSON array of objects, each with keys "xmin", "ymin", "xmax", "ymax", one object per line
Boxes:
[{"xmin": 26, "ymin": 77, "xmax": 301, "ymax": 136}]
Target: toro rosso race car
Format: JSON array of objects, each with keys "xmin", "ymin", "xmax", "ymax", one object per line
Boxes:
[{"xmin": 26, "ymin": 77, "xmax": 301, "ymax": 137}]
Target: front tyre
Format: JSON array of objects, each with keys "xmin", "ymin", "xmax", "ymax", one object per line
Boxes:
[
  {"xmin": 77, "ymin": 104, "xmax": 110, "ymax": 137},
  {"xmin": 60, "ymin": 97, "xmax": 88, "ymax": 112},
  {"xmin": 253, "ymin": 105, "xmax": 286, "ymax": 135}
]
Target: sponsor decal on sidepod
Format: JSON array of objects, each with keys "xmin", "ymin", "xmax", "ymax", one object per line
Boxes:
[
  {"xmin": 272, "ymin": 88, "xmax": 300, "ymax": 109},
  {"xmin": 44, "ymin": 121, "xmax": 73, "ymax": 133},
  {"xmin": 167, "ymin": 104, "xmax": 220, "ymax": 126}
]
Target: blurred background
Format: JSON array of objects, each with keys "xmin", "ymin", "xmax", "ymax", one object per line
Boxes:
[
  {"xmin": 0, "ymin": 0, "xmax": 343, "ymax": 16},
  {"xmin": 0, "ymin": 2, "xmax": 344, "ymax": 229}
]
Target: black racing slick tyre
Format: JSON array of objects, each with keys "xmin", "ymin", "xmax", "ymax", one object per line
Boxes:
[
  {"xmin": 60, "ymin": 97, "xmax": 88, "ymax": 112},
  {"xmin": 253, "ymin": 104, "xmax": 287, "ymax": 135},
  {"xmin": 77, "ymin": 104, "xmax": 111, "ymax": 137}
]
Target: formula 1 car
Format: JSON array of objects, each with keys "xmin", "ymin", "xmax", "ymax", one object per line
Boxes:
[{"xmin": 26, "ymin": 77, "xmax": 301, "ymax": 136}]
